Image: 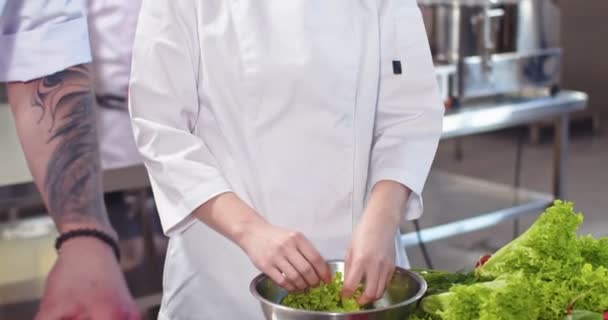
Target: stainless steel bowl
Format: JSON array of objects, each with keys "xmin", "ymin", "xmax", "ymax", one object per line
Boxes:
[{"xmin": 250, "ymin": 260, "xmax": 427, "ymax": 320}]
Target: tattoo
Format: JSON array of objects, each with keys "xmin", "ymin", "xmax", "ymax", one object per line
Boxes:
[{"xmin": 31, "ymin": 65, "xmax": 107, "ymax": 225}]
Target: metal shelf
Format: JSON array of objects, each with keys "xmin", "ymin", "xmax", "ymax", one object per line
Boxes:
[
  {"xmin": 442, "ymin": 91, "xmax": 588, "ymax": 139},
  {"xmin": 401, "ymin": 171, "xmax": 553, "ymax": 247}
]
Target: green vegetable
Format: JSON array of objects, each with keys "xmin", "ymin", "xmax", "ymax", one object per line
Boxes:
[
  {"xmin": 413, "ymin": 269, "xmax": 478, "ymax": 296},
  {"xmin": 409, "ymin": 313, "xmax": 436, "ymax": 320},
  {"xmin": 565, "ymin": 264, "xmax": 608, "ymax": 314},
  {"xmin": 414, "ymin": 201, "xmax": 608, "ymax": 320},
  {"xmin": 421, "ymin": 273, "xmax": 541, "ymax": 320},
  {"xmin": 476, "ymin": 200, "xmax": 584, "ymax": 280},
  {"xmin": 281, "ymin": 272, "xmax": 362, "ymax": 312},
  {"xmin": 578, "ymin": 235, "xmax": 608, "ymax": 268}
]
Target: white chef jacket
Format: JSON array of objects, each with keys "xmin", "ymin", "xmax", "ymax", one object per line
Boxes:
[
  {"xmin": 0, "ymin": 0, "xmax": 91, "ymax": 82},
  {"xmin": 85, "ymin": 0, "xmax": 142, "ymax": 97},
  {"xmin": 129, "ymin": 0, "xmax": 443, "ymax": 319},
  {"xmin": 84, "ymin": 0, "xmax": 143, "ymax": 169}
]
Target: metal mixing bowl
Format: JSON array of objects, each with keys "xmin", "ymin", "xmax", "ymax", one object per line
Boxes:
[{"xmin": 250, "ymin": 260, "xmax": 427, "ymax": 320}]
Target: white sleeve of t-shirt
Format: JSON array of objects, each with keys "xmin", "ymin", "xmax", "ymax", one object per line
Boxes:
[{"xmin": 0, "ymin": 0, "xmax": 92, "ymax": 82}]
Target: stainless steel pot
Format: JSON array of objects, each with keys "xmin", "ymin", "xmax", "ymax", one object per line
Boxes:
[
  {"xmin": 417, "ymin": 0, "xmax": 562, "ymax": 100},
  {"xmin": 250, "ymin": 260, "xmax": 427, "ymax": 320}
]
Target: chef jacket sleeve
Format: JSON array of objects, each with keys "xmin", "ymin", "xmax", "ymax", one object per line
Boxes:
[
  {"xmin": 128, "ymin": 0, "xmax": 231, "ymax": 236},
  {"xmin": 369, "ymin": 7, "xmax": 444, "ymax": 222},
  {"xmin": 0, "ymin": 0, "xmax": 91, "ymax": 82}
]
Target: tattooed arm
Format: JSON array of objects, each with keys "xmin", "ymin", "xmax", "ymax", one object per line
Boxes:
[
  {"xmin": 7, "ymin": 64, "xmax": 139, "ymax": 320},
  {"xmin": 8, "ymin": 64, "xmax": 111, "ymax": 235}
]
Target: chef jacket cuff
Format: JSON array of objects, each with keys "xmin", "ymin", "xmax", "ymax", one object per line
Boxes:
[
  {"xmin": 0, "ymin": 17, "xmax": 91, "ymax": 82},
  {"xmin": 369, "ymin": 168, "xmax": 425, "ymax": 221},
  {"xmin": 161, "ymin": 180, "xmax": 232, "ymax": 237}
]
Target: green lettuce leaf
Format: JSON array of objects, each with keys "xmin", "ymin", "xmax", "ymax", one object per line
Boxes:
[
  {"xmin": 281, "ymin": 271, "xmax": 362, "ymax": 312},
  {"xmin": 422, "ymin": 274, "xmax": 541, "ymax": 320},
  {"xmin": 566, "ymin": 264, "xmax": 608, "ymax": 313},
  {"xmin": 420, "ymin": 201, "xmax": 608, "ymax": 320},
  {"xmin": 476, "ymin": 200, "xmax": 584, "ymax": 280},
  {"xmin": 413, "ymin": 269, "xmax": 478, "ymax": 296},
  {"xmin": 578, "ymin": 235, "xmax": 608, "ymax": 268}
]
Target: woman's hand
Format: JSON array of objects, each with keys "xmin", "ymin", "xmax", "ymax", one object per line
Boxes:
[
  {"xmin": 239, "ymin": 220, "xmax": 332, "ymax": 291},
  {"xmin": 342, "ymin": 209, "xmax": 398, "ymax": 305},
  {"xmin": 342, "ymin": 180, "xmax": 410, "ymax": 305},
  {"xmin": 194, "ymin": 192, "xmax": 331, "ymax": 292}
]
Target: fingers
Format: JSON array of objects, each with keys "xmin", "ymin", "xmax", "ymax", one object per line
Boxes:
[
  {"xmin": 343, "ymin": 249, "xmax": 396, "ymax": 306},
  {"xmin": 342, "ymin": 260, "xmax": 364, "ymax": 298},
  {"xmin": 287, "ymin": 249, "xmax": 321, "ymax": 287},
  {"xmin": 266, "ymin": 267, "xmax": 296, "ymax": 292},
  {"xmin": 295, "ymin": 235, "xmax": 331, "ymax": 283},
  {"xmin": 377, "ymin": 265, "xmax": 394, "ymax": 301},
  {"xmin": 358, "ymin": 263, "xmax": 380, "ymax": 305},
  {"xmin": 248, "ymin": 227, "xmax": 330, "ymax": 292},
  {"xmin": 276, "ymin": 258, "xmax": 308, "ymax": 291}
]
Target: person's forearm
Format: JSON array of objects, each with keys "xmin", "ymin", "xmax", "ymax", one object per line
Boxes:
[
  {"xmin": 364, "ymin": 180, "xmax": 411, "ymax": 225},
  {"xmin": 7, "ymin": 64, "xmax": 114, "ymax": 237},
  {"xmin": 193, "ymin": 192, "xmax": 266, "ymax": 247}
]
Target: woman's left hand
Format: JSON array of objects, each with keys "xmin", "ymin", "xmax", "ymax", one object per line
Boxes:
[{"xmin": 341, "ymin": 180, "xmax": 410, "ymax": 306}]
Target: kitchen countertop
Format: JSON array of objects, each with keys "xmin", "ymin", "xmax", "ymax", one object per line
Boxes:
[{"xmin": 442, "ymin": 91, "xmax": 587, "ymax": 139}]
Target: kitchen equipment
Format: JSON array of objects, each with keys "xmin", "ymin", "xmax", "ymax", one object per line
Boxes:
[
  {"xmin": 434, "ymin": 63, "xmax": 457, "ymax": 108},
  {"xmin": 250, "ymin": 260, "xmax": 427, "ymax": 320},
  {"xmin": 418, "ymin": 0, "xmax": 561, "ymax": 101}
]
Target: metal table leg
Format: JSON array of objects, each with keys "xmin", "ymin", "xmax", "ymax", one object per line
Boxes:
[{"xmin": 553, "ymin": 114, "xmax": 570, "ymax": 199}]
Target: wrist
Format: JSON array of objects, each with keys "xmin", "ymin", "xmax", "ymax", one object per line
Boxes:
[
  {"xmin": 58, "ymin": 221, "xmax": 118, "ymax": 242},
  {"xmin": 55, "ymin": 228, "xmax": 121, "ymax": 261},
  {"xmin": 364, "ymin": 180, "xmax": 411, "ymax": 225},
  {"xmin": 192, "ymin": 192, "xmax": 267, "ymax": 249},
  {"xmin": 361, "ymin": 207, "xmax": 400, "ymax": 232},
  {"xmin": 233, "ymin": 216, "xmax": 267, "ymax": 251},
  {"xmin": 59, "ymin": 235, "xmax": 114, "ymax": 252},
  {"xmin": 56, "ymin": 233, "xmax": 118, "ymax": 263}
]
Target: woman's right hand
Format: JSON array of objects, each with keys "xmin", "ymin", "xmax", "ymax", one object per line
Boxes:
[
  {"xmin": 238, "ymin": 220, "xmax": 331, "ymax": 292},
  {"xmin": 193, "ymin": 192, "xmax": 330, "ymax": 292}
]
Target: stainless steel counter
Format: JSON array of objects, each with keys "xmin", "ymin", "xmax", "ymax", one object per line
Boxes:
[
  {"xmin": 442, "ymin": 92, "xmax": 587, "ymax": 139},
  {"xmin": 442, "ymin": 91, "xmax": 587, "ymax": 199},
  {"xmin": 401, "ymin": 171, "xmax": 553, "ymax": 247}
]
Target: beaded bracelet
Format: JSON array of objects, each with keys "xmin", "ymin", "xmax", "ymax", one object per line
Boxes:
[{"xmin": 55, "ymin": 228, "xmax": 121, "ymax": 262}]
